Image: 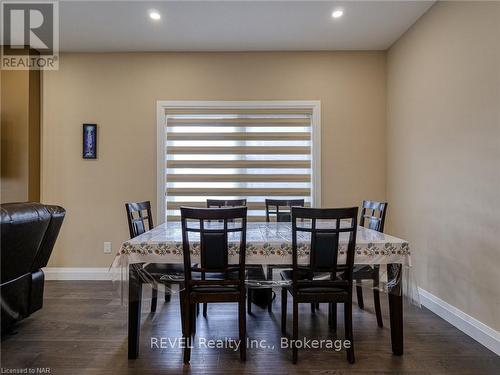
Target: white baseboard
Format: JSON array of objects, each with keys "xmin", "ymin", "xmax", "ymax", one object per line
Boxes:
[
  {"xmin": 418, "ymin": 287, "xmax": 500, "ymax": 355},
  {"xmin": 43, "ymin": 267, "xmax": 115, "ymax": 281}
]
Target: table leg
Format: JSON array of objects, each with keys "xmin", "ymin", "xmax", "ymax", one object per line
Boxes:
[
  {"xmin": 267, "ymin": 265, "xmax": 274, "ymax": 312},
  {"xmin": 387, "ymin": 263, "xmax": 403, "ymax": 355},
  {"xmin": 128, "ymin": 264, "xmax": 143, "ymax": 359}
]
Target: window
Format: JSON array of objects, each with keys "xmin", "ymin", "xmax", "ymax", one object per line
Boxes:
[{"xmin": 157, "ymin": 102, "xmax": 321, "ymax": 222}]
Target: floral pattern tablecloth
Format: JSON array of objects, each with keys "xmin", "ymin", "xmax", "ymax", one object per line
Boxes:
[{"xmin": 112, "ymin": 221, "xmax": 411, "ymax": 268}]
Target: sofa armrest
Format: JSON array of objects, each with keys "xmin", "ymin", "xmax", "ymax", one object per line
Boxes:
[
  {"xmin": 1, "ymin": 203, "xmax": 51, "ymax": 283},
  {"xmin": 31, "ymin": 205, "xmax": 66, "ymax": 270}
]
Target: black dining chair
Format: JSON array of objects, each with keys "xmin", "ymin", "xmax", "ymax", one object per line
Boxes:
[
  {"xmin": 207, "ymin": 198, "xmax": 247, "ymax": 209},
  {"xmin": 352, "ymin": 200, "xmax": 387, "ymax": 327},
  {"xmin": 280, "ymin": 207, "xmax": 358, "ymax": 364},
  {"xmin": 265, "ymin": 198, "xmax": 305, "ymax": 223},
  {"xmin": 254, "ymin": 199, "xmax": 306, "ymax": 313},
  {"xmin": 200, "ymin": 199, "xmax": 248, "ymax": 316},
  {"xmin": 125, "ymin": 201, "xmax": 184, "ymax": 313},
  {"xmin": 180, "ymin": 206, "xmax": 248, "ymax": 364}
]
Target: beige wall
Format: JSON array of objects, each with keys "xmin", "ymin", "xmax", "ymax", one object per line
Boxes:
[
  {"xmin": 41, "ymin": 51, "xmax": 386, "ymax": 267},
  {"xmin": 1, "ymin": 67, "xmax": 40, "ymax": 203},
  {"xmin": 387, "ymin": 2, "xmax": 500, "ymax": 330}
]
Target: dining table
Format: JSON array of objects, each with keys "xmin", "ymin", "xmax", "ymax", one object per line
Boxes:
[{"xmin": 111, "ymin": 221, "xmax": 415, "ymax": 359}]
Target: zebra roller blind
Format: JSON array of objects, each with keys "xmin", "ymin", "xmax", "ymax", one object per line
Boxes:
[{"xmin": 165, "ymin": 108, "xmax": 312, "ymax": 221}]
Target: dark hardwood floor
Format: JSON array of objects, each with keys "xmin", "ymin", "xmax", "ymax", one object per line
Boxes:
[{"xmin": 1, "ymin": 281, "xmax": 498, "ymax": 374}]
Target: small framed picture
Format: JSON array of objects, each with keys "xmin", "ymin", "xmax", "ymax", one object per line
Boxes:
[{"xmin": 82, "ymin": 124, "xmax": 97, "ymax": 159}]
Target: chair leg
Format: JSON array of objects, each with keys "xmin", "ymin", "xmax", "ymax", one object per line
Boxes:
[
  {"xmin": 239, "ymin": 297, "xmax": 247, "ymax": 361},
  {"xmin": 164, "ymin": 283, "xmax": 171, "ymax": 302},
  {"xmin": 191, "ymin": 303, "xmax": 196, "ymax": 336},
  {"xmin": 316, "ymin": 302, "xmax": 320, "ymax": 309},
  {"xmin": 328, "ymin": 302, "xmax": 337, "ymax": 333},
  {"xmin": 281, "ymin": 288, "xmax": 287, "ymax": 334},
  {"xmin": 268, "ymin": 289, "xmax": 273, "ymax": 313},
  {"xmin": 310, "ymin": 303, "xmax": 315, "ymax": 313},
  {"xmin": 203, "ymin": 303, "xmax": 208, "ymax": 317},
  {"xmin": 183, "ymin": 296, "xmax": 191, "ymax": 364},
  {"xmin": 373, "ymin": 267, "xmax": 383, "ymax": 328},
  {"xmin": 373, "ymin": 288, "xmax": 383, "ymax": 327},
  {"xmin": 292, "ymin": 300, "xmax": 298, "ymax": 364},
  {"xmin": 247, "ymin": 289, "xmax": 252, "ymax": 314},
  {"xmin": 267, "ymin": 266, "xmax": 274, "ymax": 313},
  {"xmin": 345, "ymin": 301, "xmax": 355, "ymax": 364},
  {"xmin": 151, "ymin": 285, "xmax": 158, "ymax": 313},
  {"xmin": 196, "ymin": 303, "xmax": 200, "ymax": 316},
  {"xmin": 356, "ymin": 281, "xmax": 364, "ymax": 310},
  {"xmin": 179, "ymin": 290, "xmax": 186, "ymax": 336}
]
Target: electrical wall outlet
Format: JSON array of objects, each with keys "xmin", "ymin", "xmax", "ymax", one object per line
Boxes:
[{"xmin": 103, "ymin": 242, "xmax": 112, "ymax": 254}]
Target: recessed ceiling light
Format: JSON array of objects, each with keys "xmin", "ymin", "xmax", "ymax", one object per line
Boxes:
[
  {"xmin": 332, "ymin": 9, "xmax": 344, "ymax": 19},
  {"xmin": 149, "ymin": 10, "xmax": 161, "ymax": 21}
]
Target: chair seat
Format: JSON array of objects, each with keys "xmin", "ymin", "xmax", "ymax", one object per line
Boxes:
[
  {"xmin": 353, "ymin": 265, "xmax": 377, "ymax": 279},
  {"xmin": 145, "ymin": 265, "xmax": 242, "ymax": 277},
  {"xmin": 143, "ymin": 263, "xmax": 185, "ymax": 283},
  {"xmin": 191, "ymin": 285, "xmax": 239, "ymax": 293},
  {"xmin": 298, "ymin": 286, "xmax": 347, "ymax": 294},
  {"xmin": 280, "ymin": 269, "xmax": 348, "ymax": 295},
  {"xmin": 280, "ymin": 268, "xmax": 313, "ymax": 281},
  {"xmin": 338, "ymin": 264, "xmax": 373, "ymax": 272},
  {"xmin": 246, "ymin": 265, "xmax": 266, "ymax": 282},
  {"xmin": 144, "ymin": 263, "xmax": 184, "ymax": 274},
  {"xmin": 280, "ymin": 269, "xmax": 341, "ymax": 282},
  {"xmin": 334, "ymin": 264, "xmax": 377, "ymax": 280},
  {"xmin": 193, "ymin": 268, "xmax": 242, "ymax": 280},
  {"xmin": 190, "ymin": 269, "xmax": 243, "ymax": 294}
]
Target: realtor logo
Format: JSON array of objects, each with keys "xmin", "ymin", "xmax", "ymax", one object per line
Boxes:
[{"xmin": 1, "ymin": 1, "xmax": 59, "ymax": 69}]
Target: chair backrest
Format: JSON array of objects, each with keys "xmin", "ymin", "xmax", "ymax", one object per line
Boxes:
[
  {"xmin": 360, "ymin": 200, "xmax": 387, "ymax": 232},
  {"xmin": 291, "ymin": 207, "xmax": 358, "ymax": 289},
  {"xmin": 125, "ymin": 201, "xmax": 154, "ymax": 239},
  {"xmin": 181, "ymin": 206, "xmax": 247, "ymax": 289},
  {"xmin": 206, "ymin": 199, "xmax": 247, "ymax": 208},
  {"xmin": 265, "ymin": 198, "xmax": 305, "ymax": 222},
  {"xmin": 206, "ymin": 199, "xmax": 247, "ymax": 223}
]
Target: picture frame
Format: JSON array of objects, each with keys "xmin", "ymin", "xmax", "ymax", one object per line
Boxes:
[{"xmin": 82, "ymin": 124, "xmax": 97, "ymax": 159}]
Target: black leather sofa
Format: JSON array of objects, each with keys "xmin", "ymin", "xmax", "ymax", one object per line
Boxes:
[{"xmin": 1, "ymin": 202, "xmax": 65, "ymax": 333}]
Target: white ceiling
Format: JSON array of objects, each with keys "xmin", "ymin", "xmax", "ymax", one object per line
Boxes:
[{"xmin": 59, "ymin": 1, "xmax": 434, "ymax": 52}]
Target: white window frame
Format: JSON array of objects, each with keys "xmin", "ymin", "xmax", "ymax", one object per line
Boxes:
[{"xmin": 156, "ymin": 100, "xmax": 321, "ymax": 224}]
